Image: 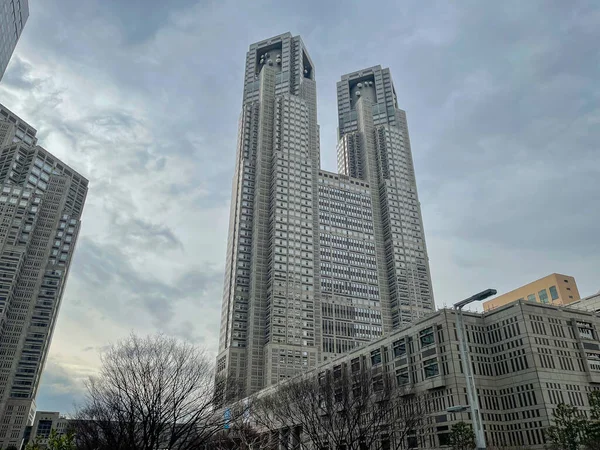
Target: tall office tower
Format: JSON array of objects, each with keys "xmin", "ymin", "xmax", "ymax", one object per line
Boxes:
[
  {"xmin": 217, "ymin": 33, "xmax": 434, "ymax": 399},
  {"xmin": 335, "ymin": 66, "xmax": 434, "ymax": 328},
  {"xmin": 0, "ymin": 0, "xmax": 29, "ymax": 80},
  {"xmin": 0, "ymin": 104, "xmax": 87, "ymax": 448},
  {"xmin": 217, "ymin": 32, "xmax": 320, "ymax": 399}
]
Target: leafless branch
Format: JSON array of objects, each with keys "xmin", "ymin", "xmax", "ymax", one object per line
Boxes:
[{"xmin": 72, "ymin": 333, "xmax": 242, "ymax": 450}]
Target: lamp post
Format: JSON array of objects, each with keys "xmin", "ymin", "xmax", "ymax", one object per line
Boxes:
[{"xmin": 454, "ymin": 289, "xmax": 497, "ymax": 450}]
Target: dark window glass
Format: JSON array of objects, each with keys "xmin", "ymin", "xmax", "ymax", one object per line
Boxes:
[
  {"xmin": 420, "ymin": 327, "xmax": 435, "ymax": 348},
  {"xmin": 393, "ymin": 339, "xmax": 406, "ymax": 358},
  {"xmin": 396, "ymin": 368, "xmax": 409, "ymax": 386},
  {"xmin": 424, "ymin": 358, "xmax": 439, "ymax": 378},
  {"xmin": 36, "ymin": 420, "xmax": 52, "ymax": 438},
  {"xmin": 438, "ymin": 433, "xmax": 451, "ymax": 446},
  {"xmin": 371, "ymin": 349, "xmax": 382, "ymax": 366}
]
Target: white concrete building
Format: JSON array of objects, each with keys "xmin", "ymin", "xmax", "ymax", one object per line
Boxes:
[
  {"xmin": 570, "ymin": 290, "xmax": 600, "ymax": 313},
  {"xmin": 0, "ymin": 0, "xmax": 28, "ymax": 80},
  {"xmin": 253, "ymin": 300, "xmax": 600, "ymax": 449},
  {"xmin": 0, "ymin": 104, "xmax": 87, "ymax": 448},
  {"xmin": 22, "ymin": 410, "xmax": 69, "ymax": 449},
  {"xmin": 216, "ymin": 33, "xmax": 434, "ymax": 399}
]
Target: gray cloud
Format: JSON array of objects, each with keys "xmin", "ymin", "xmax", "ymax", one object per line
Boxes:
[
  {"xmin": 112, "ymin": 214, "xmax": 184, "ymax": 251},
  {"xmin": 35, "ymin": 360, "xmax": 89, "ymax": 415},
  {"xmin": 412, "ymin": 2, "xmax": 600, "ymax": 263},
  {"xmin": 72, "ymin": 237, "xmax": 221, "ymax": 326},
  {"xmin": 1, "ymin": 56, "xmax": 40, "ymax": 90},
  {"xmin": 0, "ymin": 0, "xmax": 596, "ymax": 413}
]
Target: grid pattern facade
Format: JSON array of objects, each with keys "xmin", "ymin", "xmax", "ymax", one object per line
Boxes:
[
  {"xmin": 297, "ymin": 301, "xmax": 600, "ymax": 449},
  {"xmin": 318, "ymin": 171, "xmax": 383, "ymax": 358},
  {"xmin": 0, "ymin": 104, "xmax": 87, "ymax": 448},
  {"xmin": 0, "ymin": 0, "xmax": 28, "ymax": 80},
  {"xmin": 217, "ymin": 33, "xmax": 320, "ymax": 397},
  {"xmin": 22, "ymin": 411, "xmax": 69, "ymax": 449},
  {"xmin": 336, "ymin": 66, "xmax": 434, "ymax": 327},
  {"xmin": 217, "ymin": 34, "xmax": 435, "ymax": 399}
]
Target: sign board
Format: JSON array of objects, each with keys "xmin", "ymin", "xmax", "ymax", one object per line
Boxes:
[
  {"xmin": 243, "ymin": 398, "xmax": 250, "ymax": 424},
  {"xmin": 224, "ymin": 408, "xmax": 231, "ymax": 430}
]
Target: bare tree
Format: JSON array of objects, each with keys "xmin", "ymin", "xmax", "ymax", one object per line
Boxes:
[
  {"xmin": 252, "ymin": 366, "xmax": 427, "ymax": 450},
  {"xmin": 72, "ymin": 333, "xmax": 242, "ymax": 450},
  {"xmin": 210, "ymin": 422, "xmax": 265, "ymax": 450}
]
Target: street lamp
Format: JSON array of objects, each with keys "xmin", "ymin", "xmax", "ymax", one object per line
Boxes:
[{"xmin": 454, "ymin": 289, "xmax": 497, "ymax": 450}]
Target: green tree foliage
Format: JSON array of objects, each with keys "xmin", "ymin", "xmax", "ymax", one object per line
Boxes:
[
  {"xmin": 47, "ymin": 429, "xmax": 76, "ymax": 450},
  {"xmin": 547, "ymin": 403, "xmax": 586, "ymax": 450},
  {"xmin": 24, "ymin": 429, "xmax": 76, "ymax": 450},
  {"xmin": 24, "ymin": 441, "xmax": 42, "ymax": 450},
  {"xmin": 449, "ymin": 421, "xmax": 475, "ymax": 450},
  {"xmin": 584, "ymin": 391, "xmax": 600, "ymax": 450}
]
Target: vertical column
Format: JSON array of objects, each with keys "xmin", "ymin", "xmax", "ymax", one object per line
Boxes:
[
  {"xmin": 245, "ymin": 66, "xmax": 276, "ymax": 395},
  {"xmin": 355, "ymin": 98, "xmax": 393, "ymax": 334}
]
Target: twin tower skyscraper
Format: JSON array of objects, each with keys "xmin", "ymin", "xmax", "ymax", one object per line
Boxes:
[{"xmin": 217, "ymin": 33, "xmax": 434, "ymax": 398}]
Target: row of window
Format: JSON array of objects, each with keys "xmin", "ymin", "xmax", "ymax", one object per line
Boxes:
[{"xmin": 517, "ymin": 285, "xmax": 564, "ymax": 304}]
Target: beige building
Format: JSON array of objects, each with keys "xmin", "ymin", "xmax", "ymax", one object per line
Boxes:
[
  {"xmin": 483, "ymin": 273, "xmax": 580, "ymax": 311},
  {"xmin": 250, "ymin": 300, "xmax": 600, "ymax": 449},
  {"xmin": 217, "ymin": 33, "xmax": 435, "ymax": 400}
]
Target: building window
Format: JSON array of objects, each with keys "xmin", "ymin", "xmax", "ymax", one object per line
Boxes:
[
  {"xmin": 539, "ymin": 289, "xmax": 549, "ymax": 304},
  {"xmin": 438, "ymin": 432, "xmax": 451, "ymax": 446},
  {"xmin": 333, "ymin": 365, "xmax": 342, "ymax": 379},
  {"xmin": 393, "ymin": 339, "xmax": 406, "ymax": 358},
  {"xmin": 36, "ymin": 420, "xmax": 52, "ymax": 438},
  {"xmin": 424, "ymin": 358, "xmax": 439, "ymax": 378},
  {"xmin": 396, "ymin": 368, "xmax": 409, "ymax": 386},
  {"xmin": 577, "ymin": 322, "xmax": 595, "ymax": 340},
  {"xmin": 420, "ymin": 327, "xmax": 435, "ymax": 348},
  {"xmin": 549, "ymin": 286, "xmax": 559, "ymax": 301},
  {"xmin": 527, "ymin": 294, "xmax": 536, "ymax": 302},
  {"xmin": 371, "ymin": 349, "xmax": 382, "ymax": 366}
]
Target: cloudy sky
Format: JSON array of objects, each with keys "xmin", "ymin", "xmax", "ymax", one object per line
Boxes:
[{"xmin": 0, "ymin": 0, "xmax": 598, "ymax": 413}]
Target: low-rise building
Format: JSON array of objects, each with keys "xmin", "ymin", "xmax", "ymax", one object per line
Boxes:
[
  {"xmin": 253, "ymin": 300, "xmax": 600, "ymax": 449},
  {"xmin": 569, "ymin": 291, "xmax": 600, "ymax": 313},
  {"xmin": 21, "ymin": 411, "xmax": 69, "ymax": 449},
  {"xmin": 483, "ymin": 273, "xmax": 580, "ymax": 311}
]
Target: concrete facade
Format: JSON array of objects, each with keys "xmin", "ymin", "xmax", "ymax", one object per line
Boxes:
[
  {"xmin": 0, "ymin": 104, "xmax": 87, "ymax": 448},
  {"xmin": 483, "ymin": 273, "xmax": 580, "ymax": 311},
  {"xmin": 21, "ymin": 410, "xmax": 69, "ymax": 449},
  {"xmin": 0, "ymin": 0, "xmax": 28, "ymax": 80},
  {"xmin": 216, "ymin": 33, "xmax": 435, "ymax": 398},
  {"xmin": 262, "ymin": 300, "xmax": 600, "ymax": 449},
  {"xmin": 570, "ymin": 291, "xmax": 600, "ymax": 313}
]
